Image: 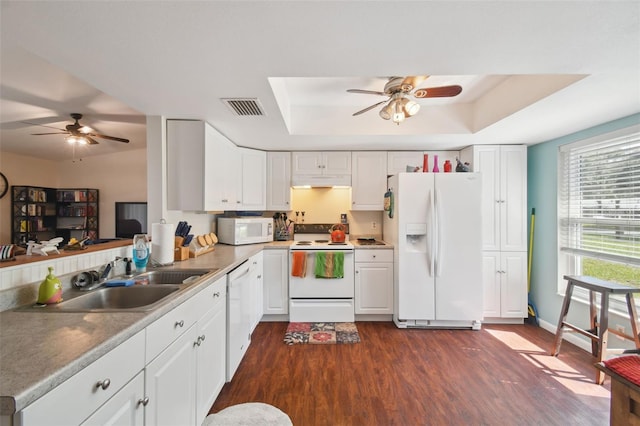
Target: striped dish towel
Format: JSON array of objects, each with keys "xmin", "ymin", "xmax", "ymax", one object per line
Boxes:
[{"xmin": 314, "ymin": 252, "xmax": 344, "ymax": 278}]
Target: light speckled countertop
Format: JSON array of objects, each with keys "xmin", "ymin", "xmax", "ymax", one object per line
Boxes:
[{"xmin": 0, "ymin": 240, "xmax": 391, "ymax": 415}]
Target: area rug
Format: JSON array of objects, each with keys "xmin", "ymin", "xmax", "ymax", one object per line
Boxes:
[{"xmin": 283, "ymin": 322, "xmax": 360, "ymax": 345}]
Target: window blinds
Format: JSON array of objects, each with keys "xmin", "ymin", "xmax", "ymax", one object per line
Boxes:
[{"xmin": 559, "ymin": 129, "xmax": 640, "ymax": 266}]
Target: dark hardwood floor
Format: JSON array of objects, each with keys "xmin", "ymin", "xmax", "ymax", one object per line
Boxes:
[{"xmin": 210, "ymin": 322, "xmax": 611, "ymax": 425}]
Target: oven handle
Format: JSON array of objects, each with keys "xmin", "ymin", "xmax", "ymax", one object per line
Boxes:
[{"xmin": 291, "ymin": 250, "xmax": 354, "ymax": 254}]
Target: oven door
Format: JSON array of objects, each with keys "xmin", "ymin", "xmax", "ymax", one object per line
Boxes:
[{"xmin": 289, "ymin": 250, "xmax": 354, "ymax": 298}]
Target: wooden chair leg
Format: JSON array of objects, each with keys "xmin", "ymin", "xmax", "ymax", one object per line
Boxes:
[
  {"xmin": 590, "ymin": 290, "xmax": 599, "ymax": 357},
  {"xmin": 552, "ymin": 282, "xmax": 574, "ymax": 356},
  {"xmin": 626, "ymin": 293, "xmax": 640, "ymax": 349}
]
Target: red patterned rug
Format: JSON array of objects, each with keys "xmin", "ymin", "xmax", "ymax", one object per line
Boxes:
[{"xmin": 283, "ymin": 322, "xmax": 361, "ymax": 345}]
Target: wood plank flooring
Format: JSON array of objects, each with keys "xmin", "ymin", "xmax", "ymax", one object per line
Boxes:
[{"xmin": 210, "ymin": 322, "xmax": 611, "ymax": 425}]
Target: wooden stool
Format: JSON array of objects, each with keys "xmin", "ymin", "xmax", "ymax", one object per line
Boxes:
[{"xmin": 551, "ymin": 275, "xmax": 640, "ymax": 384}]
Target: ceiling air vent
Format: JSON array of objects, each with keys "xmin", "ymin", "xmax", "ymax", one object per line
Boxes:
[{"xmin": 221, "ymin": 98, "xmax": 265, "ymax": 116}]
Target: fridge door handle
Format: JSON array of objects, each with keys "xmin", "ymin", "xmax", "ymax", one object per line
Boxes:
[
  {"xmin": 435, "ymin": 188, "xmax": 442, "ymax": 277},
  {"xmin": 427, "ymin": 188, "xmax": 434, "ymax": 277}
]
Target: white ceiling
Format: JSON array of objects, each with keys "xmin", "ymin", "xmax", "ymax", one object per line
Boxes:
[{"xmin": 1, "ymin": 1, "xmax": 639, "ymax": 162}]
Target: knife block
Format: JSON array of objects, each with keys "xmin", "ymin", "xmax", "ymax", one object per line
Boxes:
[{"xmin": 174, "ymin": 237, "xmax": 190, "ymax": 261}]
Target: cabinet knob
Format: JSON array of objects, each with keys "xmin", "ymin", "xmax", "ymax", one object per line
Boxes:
[
  {"xmin": 175, "ymin": 320, "xmax": 185, "ymax": 328},
  {"xmin": 96, "ymin": 379, "xmax": 111, "ymax": 390},
  {"xmin": 200, "ymin": 334, "xmax": 206, "ymax": 342},
  {"xmin": 137, "ymin": 397, "xmax": 150, "ymax": 406},
  {"xmin": 372, "ymin": 255, "xmax": 376, "ymax": 258}
]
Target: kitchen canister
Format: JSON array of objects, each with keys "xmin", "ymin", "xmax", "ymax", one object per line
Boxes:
[{"xmin": 151, "ymin": 220, "xmax": 175, "ymax": 266}]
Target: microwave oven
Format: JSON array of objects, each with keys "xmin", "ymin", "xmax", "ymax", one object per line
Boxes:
[{"xmin": 217, "ymin": 217, "xmax": 273, "ymax": 245}]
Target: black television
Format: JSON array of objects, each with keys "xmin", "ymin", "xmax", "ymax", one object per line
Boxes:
[{"xmin": 115, "ymin": 202, "xmax": 148, "ymax": 238}]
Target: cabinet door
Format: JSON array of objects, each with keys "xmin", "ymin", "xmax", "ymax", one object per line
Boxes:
[
  {"xmin": 81, "ymin": 372, "xmax": 145, "ymax": 426},
  {"xmin": 352, "ymin": 152, "xmax": 387, "ymax": 210},
  {"xmin": 387, "ymin": 151, "xmax": 423, "ymax": 175},
  {"xmin": 473, "ymin": 146, "xmax": 501, "ymax": 251},
  {"xmin": 167, "ymin": 120, "xmax": 206, "ymax": 211},
  {"xmin": 267, "ymin": 152, "xmax": 291, "ymax": 210},
  {"xmin": 205, "ymin": 124, "xmax": 239, "ymax": 210},
  {"xmin": 239, "ymin": 148, "xmax": 266, "ymax": 210},
  {"xmin": 195, "ymin": 303, "xmax": 227, "ymax": 426},
  {"xmin": 500, "ymin": 251, "xmax": 528, "ymax": 318},
  {"xmin": 355, "ymin": 262, "xmax": 393, "ymax": 314},
  {"xmin": 263, "ymin": 249, "xmax": 288, "ymax": 314},
  {"xmin": 323, "ymin": 152, "xmax": 352, "ymax": 175},
  {"xmin": 292, "ymin": 152, "xmax": 323, "ymax": 175},
  {"xmin": 145, "ymin": 327, "xmax": 197, "ymax": 426},
  {"xmin": 500, "ymin": 146, "xmax": 528, "ymax": 252},
  {"xmin": 481, "ymin": 252, "xmax": 501, "ymax": 318}
]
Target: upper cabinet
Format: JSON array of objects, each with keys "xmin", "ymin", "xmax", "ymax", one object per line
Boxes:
[
  {"xmin": 167, "ymin": 119, "xmax": 239, "ymax": 211},
  {"xmin": 267, "ymin": 152, "xmax": 291, "ymax": 211},
  {"xmin": 291, "ymin": 152, "xmax": 351, "ymax": 186},
  {"xmin": 351, "ymin": 151, "xmax": 387, "ymax": 210},
  {"xmin": 461, "ymin": 145, "xmax": 527, "ymax": 252},
  {"xmin": 238, "ymin": 147, "xmax": 266, "ymax": 211}
]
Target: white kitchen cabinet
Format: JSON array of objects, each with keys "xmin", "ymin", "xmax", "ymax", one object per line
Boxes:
[
  {"xmin": 351, "ymin": 151, "xmax": 387, "ymax": 210},
  {"xmin": 226, "ymin": 261, "xmax": 252, "ymax": 382},
  {"xmin": 194, "ymin": 278, "xmax": 227, "ymax": 426},
  {"xmin": 145, "ymin": 325, "xmax": 198, "ymax": 426},
  {"xmin": 248, "ymin": 251, "xmax": 264, "ymax": 332},
  {"xmin": 387, "ymin": 151, "xmax": 423, "ymax": 175},
  {"xmin": 166, "ymin": 119, "xmax": 239, "ymax": 211},
  {"xmin": 263, "ymin": 249, "xmax": 289, "ymax": 315},
  {"xmin": 267, "ymin": 152, "xmax": 291, "ymax": 210},
  {"xmin": 19, "ymin": 330, "xmax": 146, "ymax": 426},
  {"xmin": 482, "ymin": 251, "xmax": 528, "ymax": 319},
  {"xmin": 460, "ymin": 145, "xmax": 527, "ymax": 252},
  {"xmin": 239, "ymin": 147, "xmax": 266, "ymax": 210},
  {"xmin": 291, "ymin": 151, "xmax": 351, "ymax": 186},
  {"xmin": 80, "ymin": 371, "xmax": 145, "ymax": 426},
  {"xmin": 355, "ymin": 249, "xmax": 393, "ymax": 315}
]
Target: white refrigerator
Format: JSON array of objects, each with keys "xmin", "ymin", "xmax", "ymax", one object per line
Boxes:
[{"xmin": 383, "ymin": 173, "xmax": 483, "ymax": 329}]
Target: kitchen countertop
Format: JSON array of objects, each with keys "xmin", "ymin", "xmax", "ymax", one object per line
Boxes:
[{"xmin": 0, "ymin": 239, "xmax": 392, "ymax": 415}]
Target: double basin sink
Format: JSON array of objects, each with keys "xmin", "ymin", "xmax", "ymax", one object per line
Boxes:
[{"xmin": 25, "ymin": 269, "xmax": 217, "ymax": 313}]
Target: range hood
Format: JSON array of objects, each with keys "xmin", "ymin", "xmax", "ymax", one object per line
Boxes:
[{"xmin": 291, "ymin": 174, "xmax": 351, "ymax": 188}]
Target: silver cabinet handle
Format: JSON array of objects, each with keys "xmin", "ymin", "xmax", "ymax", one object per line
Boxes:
[
  {"xmin": 138, "ymin": 397, "xmax": 150, "ymax": 406},
  {"xmin": 96, "ymin": 379, "xmax": 111, "ymax": 390},
  {"xmin": 213, "ymin": 291, "xmax": 220, "ymax": 298},
  {"xmin": 175, "ymin": 320, "xmax": 185, "ymax": 328},
  {"xmin": 200, "ymin": 334, "xmax": 205, "ymax": 342}
]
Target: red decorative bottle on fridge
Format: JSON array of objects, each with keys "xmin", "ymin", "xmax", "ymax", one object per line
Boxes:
[
  {"xmin": 444, "ymin": 160, "xmax": 452, "ymax": 173},
  {"xmin": 422, "ymin": 154, "xmax": 429, "ymax": 173},
  {"xmin": 432, "ymin": 155, "xmax": 440, "ymax": 172}
]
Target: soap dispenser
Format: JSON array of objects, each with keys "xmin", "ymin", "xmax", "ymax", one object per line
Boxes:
[{"xmin": 37, "ymin": 267, "xmax": 63, "ymax": 305}]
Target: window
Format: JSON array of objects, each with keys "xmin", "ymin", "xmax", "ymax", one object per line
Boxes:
[{"xmin": 558, "ymin": 125, "xmax": 640, "ymax": 301}]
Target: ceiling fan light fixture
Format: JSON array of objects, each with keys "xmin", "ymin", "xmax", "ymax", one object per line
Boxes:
[
  {"xmin": 379, "ymin": 103, "xmax": 393, "ymax": 120},
  {"xmin": 392, "ymin": 100, "xmax": 405, "ymax": 124},
  {"xmin": 66, "ymin": 135, "xmax": 87, "ymax": 145},
  {"xmin": 403, "ymin": 99, "xmax": 420, "ymax": 116}
]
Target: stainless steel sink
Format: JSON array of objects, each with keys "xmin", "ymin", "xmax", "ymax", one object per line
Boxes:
[
  {"xmin": 134, "ymin": 269, "xmax": 216, "ymax": 285},
  {"xmin": 38, "ymin": 285, "xmax": 181, "ymax": 312}
]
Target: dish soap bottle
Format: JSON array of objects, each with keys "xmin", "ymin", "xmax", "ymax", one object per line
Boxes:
[
  {"xmin": 132, "ymin": 234, "xmax": 150, "ymax": 272},
  {"xmin": 37, "ymin": 267, "xmax": 63, "ymax": 305}
]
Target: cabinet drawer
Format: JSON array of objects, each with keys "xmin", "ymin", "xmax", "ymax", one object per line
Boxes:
[
  {"xmin": 146, "ymin": 296, "xmax": 198, "ymax": 363},
  {"xmin": 20, "ymin": 330, "xmax": 145, "ymax": 426},
  {"xmin": 193, "ymin": 275, "xmax": 227, "ymax": 318},
  {"xmin": 355, "ymin": 249, "xmax": 393, "ymax": 263}
]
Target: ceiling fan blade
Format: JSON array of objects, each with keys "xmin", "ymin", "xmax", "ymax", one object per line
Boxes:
[
  {"xmin": 31, "ymin": 132, "xmax": 68, "ymax": 136},
  {"xmin": 352, "ymin": 100, "xmax": 388, "ymax": 116},
  {"xmin": 413, "ymin": 85, "xmax": 463, "ymax": 98},
  {"xmin": 23, "ymin": 122, "xmax": 67, "ymax": 131},
  {"xmin": 85, "ymin": 136, "xmax": 99, "ymax": 145},
  {"xmin": 347, "ymin": 89, "xmax": 387, "ymax": 96},
  {"xmin": 88, "ymin": 133, "xmax": 130, "ymax": 143},
  {"xmin": 402, "ymin": 75, "xmax": 429, "ymax": 90}
]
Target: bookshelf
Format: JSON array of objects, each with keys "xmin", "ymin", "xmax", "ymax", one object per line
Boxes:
[
  {"xmin": 11, "ymin": 186, "xmax": 58, "ymax": 246},
  {"xmin": 56, "ymin": 189, "xmax": 99, "ymax": 245},
  {"xmin": 10, "ymin": 187, "xmax": 99, "ymax": 247}
]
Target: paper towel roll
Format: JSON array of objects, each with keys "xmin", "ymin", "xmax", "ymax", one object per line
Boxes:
[{"xmin": 151, "ymin": 222, "xmax": 175, "ymax": 266}]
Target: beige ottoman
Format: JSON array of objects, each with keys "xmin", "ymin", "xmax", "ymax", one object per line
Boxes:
[{"xmin": 203, "ymin": 402, "xmax": 293, "ymax": 426}]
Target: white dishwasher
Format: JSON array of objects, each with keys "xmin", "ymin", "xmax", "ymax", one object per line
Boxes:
[{"xmin": 226, "ymin": 260, "xmax": 251, "ymax": 381}]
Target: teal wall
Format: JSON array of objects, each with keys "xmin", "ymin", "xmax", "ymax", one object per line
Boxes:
[{"xmin": 528, "ymin": 113, "xmax": 640, "ymax": 329}]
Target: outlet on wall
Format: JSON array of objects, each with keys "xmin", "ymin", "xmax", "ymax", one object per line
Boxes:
[{"xmin": 371, "ymin": 221, "xmax": 377, "ymax": 229}]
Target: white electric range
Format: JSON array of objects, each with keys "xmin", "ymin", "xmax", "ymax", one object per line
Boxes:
[{"xmin": 289, "ymin": 224, "xmax": 355, "ymax": 322}]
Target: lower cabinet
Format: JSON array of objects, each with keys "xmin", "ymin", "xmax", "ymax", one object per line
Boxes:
[
  {"xmin": 263, "ymin": 249, "xmax": 289, "ymax": 315},
  {"xmin": 482, "ymin": 251, "xmax": 527, "ymax": 319},
  {"xmin": 17, "ymin": 275, "xmax": 227, "ymax": 426},
  {"xmin": 355, "ymin": 249, "xmax": 393, "ymax": 315}
]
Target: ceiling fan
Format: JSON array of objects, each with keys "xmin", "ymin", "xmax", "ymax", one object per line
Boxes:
[
  {"xmin": 347, "ymin": 76, "xmax": 462, "ymax": 124},
  {"xmin": 30, "ymin": 113, "xmax": 130, "ymax": 145}
]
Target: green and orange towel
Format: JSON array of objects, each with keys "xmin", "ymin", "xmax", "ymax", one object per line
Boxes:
[{"xmin": 314, "ymin": 252, "xmax": 344, "ymax": 278}]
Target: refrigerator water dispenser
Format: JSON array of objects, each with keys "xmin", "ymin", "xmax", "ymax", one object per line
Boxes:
[{"xmin": 405, "ymin": 223, "xmax": 427, "ymax": 252}]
